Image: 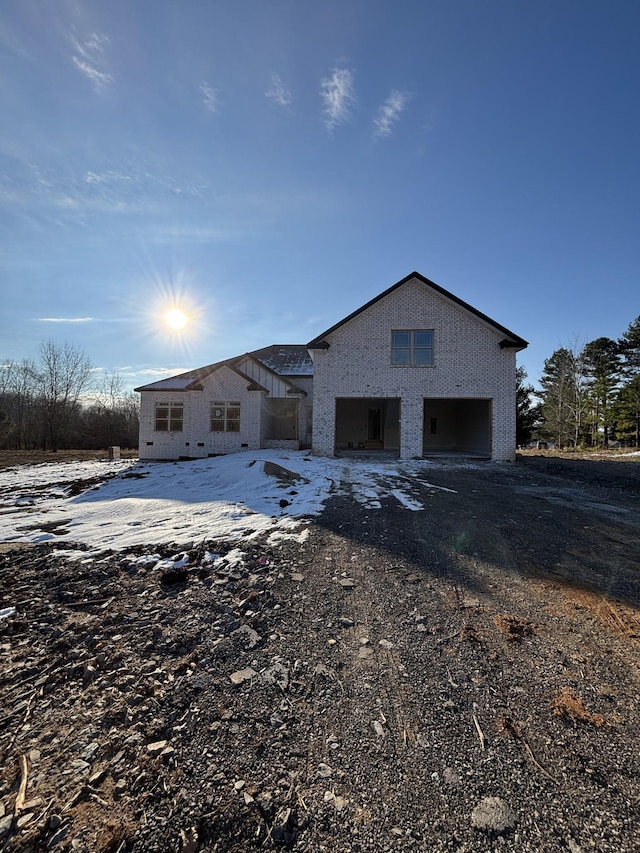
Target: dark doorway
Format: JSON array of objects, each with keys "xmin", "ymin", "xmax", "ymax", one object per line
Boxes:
[
  {"xmin": 423, "ymin": 398, "xmax": 491, "ymax": 457},
  {"xmin": 334, "ymin": 398, "xmax": 400, "ymax": 453},
  {"xmin": 367, "ymin": 408, "xmax": 381, "ymax": 441}
]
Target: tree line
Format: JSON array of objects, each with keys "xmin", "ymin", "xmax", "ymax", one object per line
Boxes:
[
  {"xmin": 0, "ymin": 340, "xmax": 139, "ymax": 452},
  {"xmin": 518, "ymin": 315, "xmax": 640, "ymax": 449}
]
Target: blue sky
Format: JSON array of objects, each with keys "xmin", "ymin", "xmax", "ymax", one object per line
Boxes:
[{"xmin": 1, "ymin": 0, "xmax": 639, "ymax": 393}]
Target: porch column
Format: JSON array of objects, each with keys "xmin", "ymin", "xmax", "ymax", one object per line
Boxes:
[{"xmin": 399, "ymin": 396, "xmax": 423, "ymax": 459}]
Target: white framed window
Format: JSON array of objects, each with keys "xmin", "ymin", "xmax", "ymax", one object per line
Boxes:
[
  {"xmin": 155, "ymin": 402, "xmax": 184, "ymax": 432},
  {"xmin": 391, "ymin": 330, "xmax": 434, "ymax": 366},
  {"xmin": 211, "ymin": 401, "xmax": 241, "ymax": 432}
]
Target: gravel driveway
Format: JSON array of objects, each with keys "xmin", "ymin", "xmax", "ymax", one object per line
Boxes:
[{"xmin": 1, "ymin": 454, "xmax": 639, "ymax": 852}]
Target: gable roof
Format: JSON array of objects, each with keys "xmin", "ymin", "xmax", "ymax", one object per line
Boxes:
[
  {"xmin": 133, "ymin": 360, "xmax": 266, "ymax": 393},
  {"xmin": 306, "ymin": 271, "xmax": 528, "ymax": 351},
  {"xmin": 134, "ymin": 345, "xmax": 311, "ymax": 393}
]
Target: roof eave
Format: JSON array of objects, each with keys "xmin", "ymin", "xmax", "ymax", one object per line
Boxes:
[
  {"xmin": 306, "ymin": 271, "xmax": 527, "ymax": 349},
  {"xmin": 499, "ymin": 338, "xmax": 529, "ymax": 351}
]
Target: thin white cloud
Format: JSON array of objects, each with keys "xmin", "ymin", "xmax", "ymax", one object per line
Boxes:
[
  {"xmin": 200, "ymin": 82, "xmax": 219, "ymax": 114},
  {"xmin": 72, "ymin": 33, "xmax": 112, "ymax": 91},
  {"xmin": 38, "ymin": 317, "xmax": 94, "ymax": 323},
  {"xmin": 320, "ymin": 66, "xmax": 355, "ymax": 131},
  {"xmin": 266, "ymin": 74, "xmax": 293, "ymax": 108},
  {"xmin": 373, "ymin": 90, "xmax": 410, "ymax": 140}
]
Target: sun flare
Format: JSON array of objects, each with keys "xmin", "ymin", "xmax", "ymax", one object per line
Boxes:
[{"xmin": 165, "ymin": 307, "xmax": 188, "ymax": 330}]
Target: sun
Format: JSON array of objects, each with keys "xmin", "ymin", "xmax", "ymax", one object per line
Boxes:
[{"xmin": 164, "ymin": 307, "xmax": 188, "ymax": 330}]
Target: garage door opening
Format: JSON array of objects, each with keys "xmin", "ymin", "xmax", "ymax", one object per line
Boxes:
[
  {"xmin": 335, "ymin": 398, "xmax": 400, "ymax": 454},
  {"xmin": 423, "ymin": 398, "xmax": 491, "ymax": 458}
]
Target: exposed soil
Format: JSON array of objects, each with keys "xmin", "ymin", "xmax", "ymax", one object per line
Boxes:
[{"xmin": 1, "ymin": 452, "xmax": 639, "ymax": 852}]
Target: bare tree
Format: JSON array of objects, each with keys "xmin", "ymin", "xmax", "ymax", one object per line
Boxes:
[
  {"xmin": 37, "ymin": 340, "xmax": 94, "ymax": 451},
  {"xmin": 0, "ymin": 358, "xmax": 40, "ymax": 448},
  {"xmin": 83, "ymin": 372, "xmax": 139, "ymax": 448}
]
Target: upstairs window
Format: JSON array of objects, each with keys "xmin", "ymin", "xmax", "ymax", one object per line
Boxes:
[
  {"xmin": 155, "ymin": 402, "xmax": 184, "ymax": 432},
  {"xmin": 211, "ymin": 401, "xmax": 241, "ymax": 432},
  {"xmin": 391, "ymin": 330, "xmax": 434, "ymax": 366}
]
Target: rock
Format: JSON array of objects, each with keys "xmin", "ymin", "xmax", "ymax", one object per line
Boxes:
[
  {"xmin": 471, "ymin": 796, "xmax": 516, "ymax": 833},
  {"xmin": 358, "ymin": 646, "xmax": 374, "ymax": 659},
  {"xmin": 290, "ymin": 572, "xmax": 304, "ymax": 582},
  {"xmin": 338, "ymin": 617, "xmax": 354, "ymax": 628},
  {"xmin": 49, "ymin": 814, "xmax": 62, "ymax": 830},
  {"xmin": 234, "ymin": 779, "xmax": 246, "ymax": 791},
  {"xmin": 147, "ymin": 740, "xmax": 168, "ymax": 756},
  {"xmin": 373, "ymin": 720, "xmax": 386, "ymax": 738},
  {"xmin": 324, "ymin": 791, "xmax": 347, "ymax": 811},
  {"xmin": 160, "ymin": 745, "xmax": 175, "ymax": 763},
  {"xmin": 443, "ymin": 767, "xmax": 461, "ymax": 787},
  {"xmin": 263, "ymin": 461, "xmax": 308, "ymax": 485},
  {"xmin": 229, "ymin": 667, "xmax": 258, "ymax": 686},
  {"xmin": 231, "ymin": 624, "xmax": 261, "ymax": 649},
  {"xmin": 113, "ymin": 779, "xmax": 127, "ymax": 799},
  {"xmin": 82, "ymin": 664, "xmax": 96, "ymax": 687},
  {"xmin": 338, "ymin": 578, "xmax": 355, "ymax": 589},
  {"xmin": 317, "ymin": 762, "xmax": 333, "ymax": 778},
  {"xmin": 271, "ymin": 807, "xmax": 297, "ymax": 846},
  {"xmin": 378, "ymin": 639, "xmax": 394, "ymax": 649},
  {"xmin": 179, "ymin": 826, "xmax": 199, "ymax": 853},
  {"xmin": 262, "ymin": 662, "xmax": 289, "ymax": 690},
  {"xmin": 47, "ymin": 825, "xmax": 69, "ymax": 848}
]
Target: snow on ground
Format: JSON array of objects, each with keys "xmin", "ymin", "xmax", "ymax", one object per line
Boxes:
[{"xmin": 0, "ymin": 451, "xmax": 457, "ymax": 554}]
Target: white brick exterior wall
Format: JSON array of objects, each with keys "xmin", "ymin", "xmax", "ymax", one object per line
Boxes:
[
  {"xmin": 310, "ymin": 276, "xmax": 518, "ymax": 461},
  {"xmin": 138, "ymin": 366, "xmax": 264, "ymax": 460}
]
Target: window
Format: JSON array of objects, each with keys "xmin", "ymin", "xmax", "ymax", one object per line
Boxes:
[
  {"xmin": 155, "ymin": 402, "xmax": 183, "ymax": 432},
  {"xmin": 391, "ymin": 330, "xmax": 434, "ymax": 366},
  {"xmin": 211, "ymin": 401, "xmax": 241, "ymax": 432}
]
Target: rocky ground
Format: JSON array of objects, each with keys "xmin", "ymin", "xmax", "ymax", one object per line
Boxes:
[{"xmin": 1, "ymin": 453, "xmax": 639, "ymax": 852}]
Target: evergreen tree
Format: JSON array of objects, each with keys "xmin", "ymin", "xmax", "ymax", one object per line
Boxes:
[
  {"xmin": 613, "ymin": 375, "xmax": 640, "ymax": 447},
  {"xmin": 615, "ymin": 316, "xmax": 640, "ymax": 446},
  {"xmin": 515, "ymin": 367, "xmax": 540, "ymax": 446},
  {"xmin": 582, "ymin": 337, "xmax": 622, "ymax": 446},
  {"xmin": 619, "ymin": 316, "xmax": 640, "ymax": 378},
  {"xmin": 538, "ymin": 348, "xmax": 587, "ymax": 447}
]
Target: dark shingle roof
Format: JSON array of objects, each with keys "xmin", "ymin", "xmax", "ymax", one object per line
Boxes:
[
  {"xmin": 134, "ymin": 346, "xmax": 312, "ymax": 393},
  {"xmin": 248, "ymin": 345, "xmax": 313, "ymax": 375}
]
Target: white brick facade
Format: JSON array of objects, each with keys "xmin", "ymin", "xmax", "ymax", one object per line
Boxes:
[
  {"xmin": 138, "ymin": 366, "xmax": 263, "ymax": 460},
  {"xmin": 308, "ymin": 275, "xmax": 523, "ymax": 461},
  {"xmin": 136, "ymin": 274, "xmax": 526, "ymax": 463}
]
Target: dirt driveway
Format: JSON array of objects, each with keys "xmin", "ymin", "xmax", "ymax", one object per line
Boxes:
[{"xmin": 1, "ymin": 453, "xmax": 639, "ymax": 852}]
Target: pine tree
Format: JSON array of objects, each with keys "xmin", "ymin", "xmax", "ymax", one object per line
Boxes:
[
  {"xmin": 613, "ymin": 376, "xmax": 640, "ymax": 447},
  {"xmin": 582, "ymin": 337, "xmax": 622, "ymax": 447},
  {"xmin": 515, "ymin": 367, "xmax": 540, "ymax": 446},
  {"xmin": 619, "ymin": 316, "xmax": 640, "ymax": 377},
  {"xmin": 616, "ymin": 316, "xmax": 640, "ymax": 446},
  {"xmin": 539, "ymin": 348, "xmax": 587, "ymax": 447}
]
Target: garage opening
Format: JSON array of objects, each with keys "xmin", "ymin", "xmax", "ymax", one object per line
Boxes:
[
  {"xmin": 423, "ymin": 398, "xmax": 491, "ymax": 458},
  {"xmin": 335, "ymin": 398, "xmax": 400, "ymax": 453}
]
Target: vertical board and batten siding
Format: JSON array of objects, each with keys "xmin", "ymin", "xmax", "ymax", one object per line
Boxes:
[
  {"xmin": 235, "ymin": 357, "xmax": 292, "ymax": 398},
  {"xmin": 310, "ymin": 276, "xmax": 517, "ymax": 461}
]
